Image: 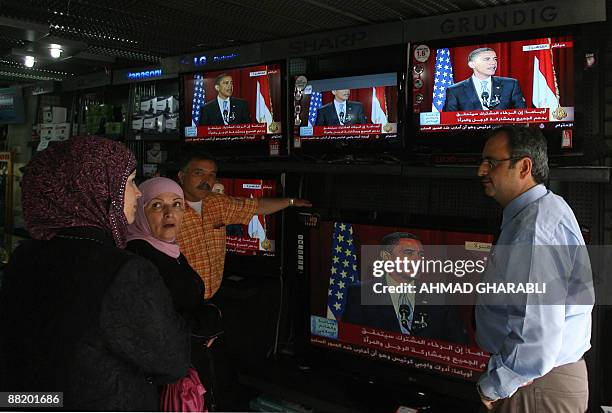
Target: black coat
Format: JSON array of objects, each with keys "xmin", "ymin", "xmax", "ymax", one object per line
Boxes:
[
  {"xmin": 442, "ymin": 76, "xmax": 526, "ymax": 112},
  {"xmin": 198, "ymin": 97, "xmax": 251, "ymax": 126},
  {"xmin": 315, "ymin": 101, "xmax": 367, "ymax": 126},
  {"xmin": 126, "ymin": 239, "xmax": 223, "ymax": 397},
  {"xmin": 126, "ymin": 239, "xmax": 223, "ymax": 341},
  {"xmin": 0, "ymin": 227, "xmax": 191, "ymax": 411},
  {"xmin": 342, "ymin": 279, "xmax": 469, "ymax": 345}
]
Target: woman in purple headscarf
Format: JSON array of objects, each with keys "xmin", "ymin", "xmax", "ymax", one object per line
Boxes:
[
  {"xmin": 126, "ymin": 177, "xmax": 223, "ymax": 410},
  {"xmin": 0, "ymin": 137, "xmax": 190, "ymax": 411}
]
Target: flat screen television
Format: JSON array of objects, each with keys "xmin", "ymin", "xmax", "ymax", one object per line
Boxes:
[
  {"xmin": 409, "ymin": 35, "xmax": 578, "ymax": 161},
  {"xmin": 309, "ymin": 221, "xmax": 492, "ymax": 381},
  {"xmin": 296, "ymin": 217, "xmax": 493, "ymax": 411},
  {"xmin": 295, "ymin": 73, "xmax": 400, "ymax": 145},
  {"xmin": 413, "ymin": 36, "xmax": 573, "ymax": 133},
  {"xmin": 181, "ymin": 63, "xmax": 284, "ymax": 157},
  {"xmin": 220, "ymin": 175, "xmax": 282, "ymax": 278},
  {"xmin": 219, "ymin": 177, "xmax": 278, "ymax": 258},
  {"xmin": 289, "ymin": 44, "xmax": 408, "ymax": 159}
]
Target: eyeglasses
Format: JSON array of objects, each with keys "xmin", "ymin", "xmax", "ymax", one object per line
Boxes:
[{"xmin": 480, "ymin": 156, "xmax": 525, "ymax": 170}]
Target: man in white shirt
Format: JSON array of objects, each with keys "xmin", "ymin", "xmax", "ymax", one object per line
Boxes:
[{"xmin": 443, "ymin": 48, "xmax": 526, "ymax": 112}]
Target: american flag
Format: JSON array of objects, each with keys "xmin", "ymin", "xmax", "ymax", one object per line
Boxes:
[
  {"xmin": 191, "ymin": 74, "xmax": 205, "ymax": 126},
  {"xmin": 308, "ymin": 91, "xmax": 322, "ymax": 126},
  {"xmin": 432, "ymin": 48, "xmax": 453, "ymax": 112},
  {"xmin": 327, "ymin": 222, "xmax": 358, "ymax": 320}
]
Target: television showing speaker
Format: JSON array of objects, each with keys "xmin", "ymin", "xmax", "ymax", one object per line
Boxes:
[
  {"xmin": 218, "ymin": 177, "xmax": 278, "ymax": 258},
  {"xmin": 412, "ymin": 36, "xmax": 574, "ymax": 136},
  {"xmin": 305, "ymin": 220, "xmax": 494, "ymax": 381},
  {"xmin": 295, "ymin": 73, "xmax": 400, "ymax": 143},
  {"xmin": 182, "ymin": 64, "xmax": 283, "ymax": 143}
]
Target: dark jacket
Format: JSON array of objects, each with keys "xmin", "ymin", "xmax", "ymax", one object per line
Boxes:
[
  {"xmin": 315, "ymin": 101, "xmax": 367, "ymax": 126},
  {"xmin": 126, "ymin": 239, "xmax": 223, "ymax": 341},
  {"xmin": 442, "ymin": 76, "xmax": 526, "ymax": 112},
  {"xmin": 0, "ymin": 227, "xmax": 191, "ymax": 411},
  {"xmin": 199, "ymin": 97, "xmax": 251, "ymax": 126},
  {"xmin": 126, "ymin": 239, "xmax": 223, "ymax": 398},
  {"xmin": 342, "ymin": 279, "xmax": 469, "ymax": 345}
]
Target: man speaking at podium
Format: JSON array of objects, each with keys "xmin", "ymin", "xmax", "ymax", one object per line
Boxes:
[
  {"xmin": 199, "ymin": 73, "xmax": 251, "ymax": 126},
  {"xmin": 315, "ymin": 89, "xmax": 367, "ymax": 126},
  {"xmin": 443, "ymin": 48, "xmax": 526, "ymax": 112}
]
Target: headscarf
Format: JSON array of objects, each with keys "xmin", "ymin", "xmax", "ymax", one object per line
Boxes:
[
  {"xmin": 22, "ymin": 136, "xmax": 136, "ymax": 248},
  {"xmin": 127, "ymin": 177, "xmax": 184, "ymax": 258}
]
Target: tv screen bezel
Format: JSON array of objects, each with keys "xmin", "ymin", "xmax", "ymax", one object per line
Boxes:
[
  {"xmin": 219, "ymin": 171, "xmax": 284, "ymax": 278},
  {"xmin": 179, "ymin": 61, "xmax": 288, "ymax": 159},
  {"xmin": 290, "ymin": 44, "xmax": 409, "ymax": 158},
  {"xmin": 296, "ymin": 212, "xmax": 496, "ymax": 405},
  {"xmin": 406, "ymin": 27, "xmax": 589, "ymax": 163}
]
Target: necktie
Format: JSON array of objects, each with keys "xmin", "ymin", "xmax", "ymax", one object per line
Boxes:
[
  {"xmin": 223, "ymin": 101, "xmax": 229, "ymax": 124},
  {"xmin": 339, "ymin": 104, "xmax": 345, "ymax": 124},
  {"xmin": 481, "ymin": 81, "xmax": 489, "ymax": 108},
  {"xmin": 398, "ymin": 292, "xmax": 413, "ymax": 334}
]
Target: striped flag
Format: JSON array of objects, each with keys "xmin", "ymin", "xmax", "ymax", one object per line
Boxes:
[
  {"xmin": 308, "ymin": 92, "xmax": 322, "ymax": 127},
  {"xmin": 371, "ymin": 86, "xmax": 388, "ymax": 131},
  {"xmin": 256, "ymin": 72, "xmax": 273, "ymax": 126},
  {"xmin": 191, "ymin": 74, "xmax": 205, "ymax": 126},
  {"xmin": 532, "ymin": 38, "xmax": 559, "ymax": 119},
  {"xmin": 432, "ymin": 48, "xmax": 453, "ymax": 112},
  {"xmin": 327, "ymin": 222, "xmax": 358, "ymax": 320}
]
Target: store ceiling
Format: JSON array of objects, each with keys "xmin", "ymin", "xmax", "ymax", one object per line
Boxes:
[{"xmin": 0, "ymin": 0, "xmax": 537, "ymax": 86}]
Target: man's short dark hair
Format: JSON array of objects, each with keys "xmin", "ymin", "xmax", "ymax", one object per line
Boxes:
[
  {"xmin": 381, "ymin": 232, "xmax": 420, "ymax": 253},
  {"xmin": 488, "ymin": 125, "xmax": 549, "ymax": 184},
  {"xmin": 214, "ymin": 73, "xmax": 231, "ymax": 87},
  {"xmin": 468, "ymin": 47, "xmax": 495, "ymax": 63},
  {"xmin": 177, "ymin": 146, "xmax": 217, "ymax": 172}
]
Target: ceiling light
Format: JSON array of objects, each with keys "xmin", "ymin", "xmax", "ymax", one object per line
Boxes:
[
  {"xmin": 50, "ymin": 44, "xmax": 62, "ymax": 58},
  {"xmin": 24, "ymin": 56, "xmax": 35, "ymax": 67}
]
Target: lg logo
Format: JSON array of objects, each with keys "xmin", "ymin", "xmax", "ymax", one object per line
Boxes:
[{"xmin": 193, "ymin": 55, "xmax": 207, "ymax": 66}]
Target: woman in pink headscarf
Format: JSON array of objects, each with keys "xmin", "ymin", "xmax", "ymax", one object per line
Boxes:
[
  {"xmin": 127, "ymin": 177, "xmax": 223, "ymax": 409},
  {"xmin": 0, "ymin": 137, "xmax": 190, "ymax": 411}
]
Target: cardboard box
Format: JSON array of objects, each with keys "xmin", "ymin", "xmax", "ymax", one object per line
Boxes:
[
  {"xmin": 53, "ymin": 123, "xmax": 70, "ymax": 140},
  {"xmin": 140, "ymin": 99, "xmax": 151, "ymax": 113},
  {"xmin": 155, "ymin": 97, "xmax": 168, "ymax": 113},
  {"xmin": 39, "ymin": 123, "xmax": 54, "ymax": 140},
  {"xmin": 132, "ymin": 117, "xmax": 144, "ymax": 131},
  {"xmin": 165, "ymin": 114, "xmax": 178, "ymax": 130},
  {"xmin": 156, "ymin": 96, "xmax": 179, "ymax": 113},
  {"xmin": 42, "ymin": 106, "xmax": 67, "ymax": 123},
  {"xmin": 143, "ymin": 116, "xmax": 157, "ymax": 131}
]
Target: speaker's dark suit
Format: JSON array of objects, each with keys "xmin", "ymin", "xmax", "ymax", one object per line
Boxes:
[
  {"xmin": 199, "ymin": 97, "xmax": 251, "ymax": 126},
  {"xmin": 442, "ymin": 76, "xmax": 526, "ymax": 112},
  {"xmin": 342, "ymin": 279, "xmax": 469, "ymax": 344},
  {"xmin": 315, "ymin": 101, "xmax": 367, "ymax": 126}
]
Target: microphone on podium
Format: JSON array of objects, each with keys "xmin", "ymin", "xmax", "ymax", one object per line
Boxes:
[{"xmin": 481, "ymin": 91, "xmax": 490, "ymax": 108}]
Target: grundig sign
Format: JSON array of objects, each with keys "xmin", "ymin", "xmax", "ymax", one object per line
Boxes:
[{"xmin": 439, "ymin": 6, "xmax": 558, "ymax": 35}]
